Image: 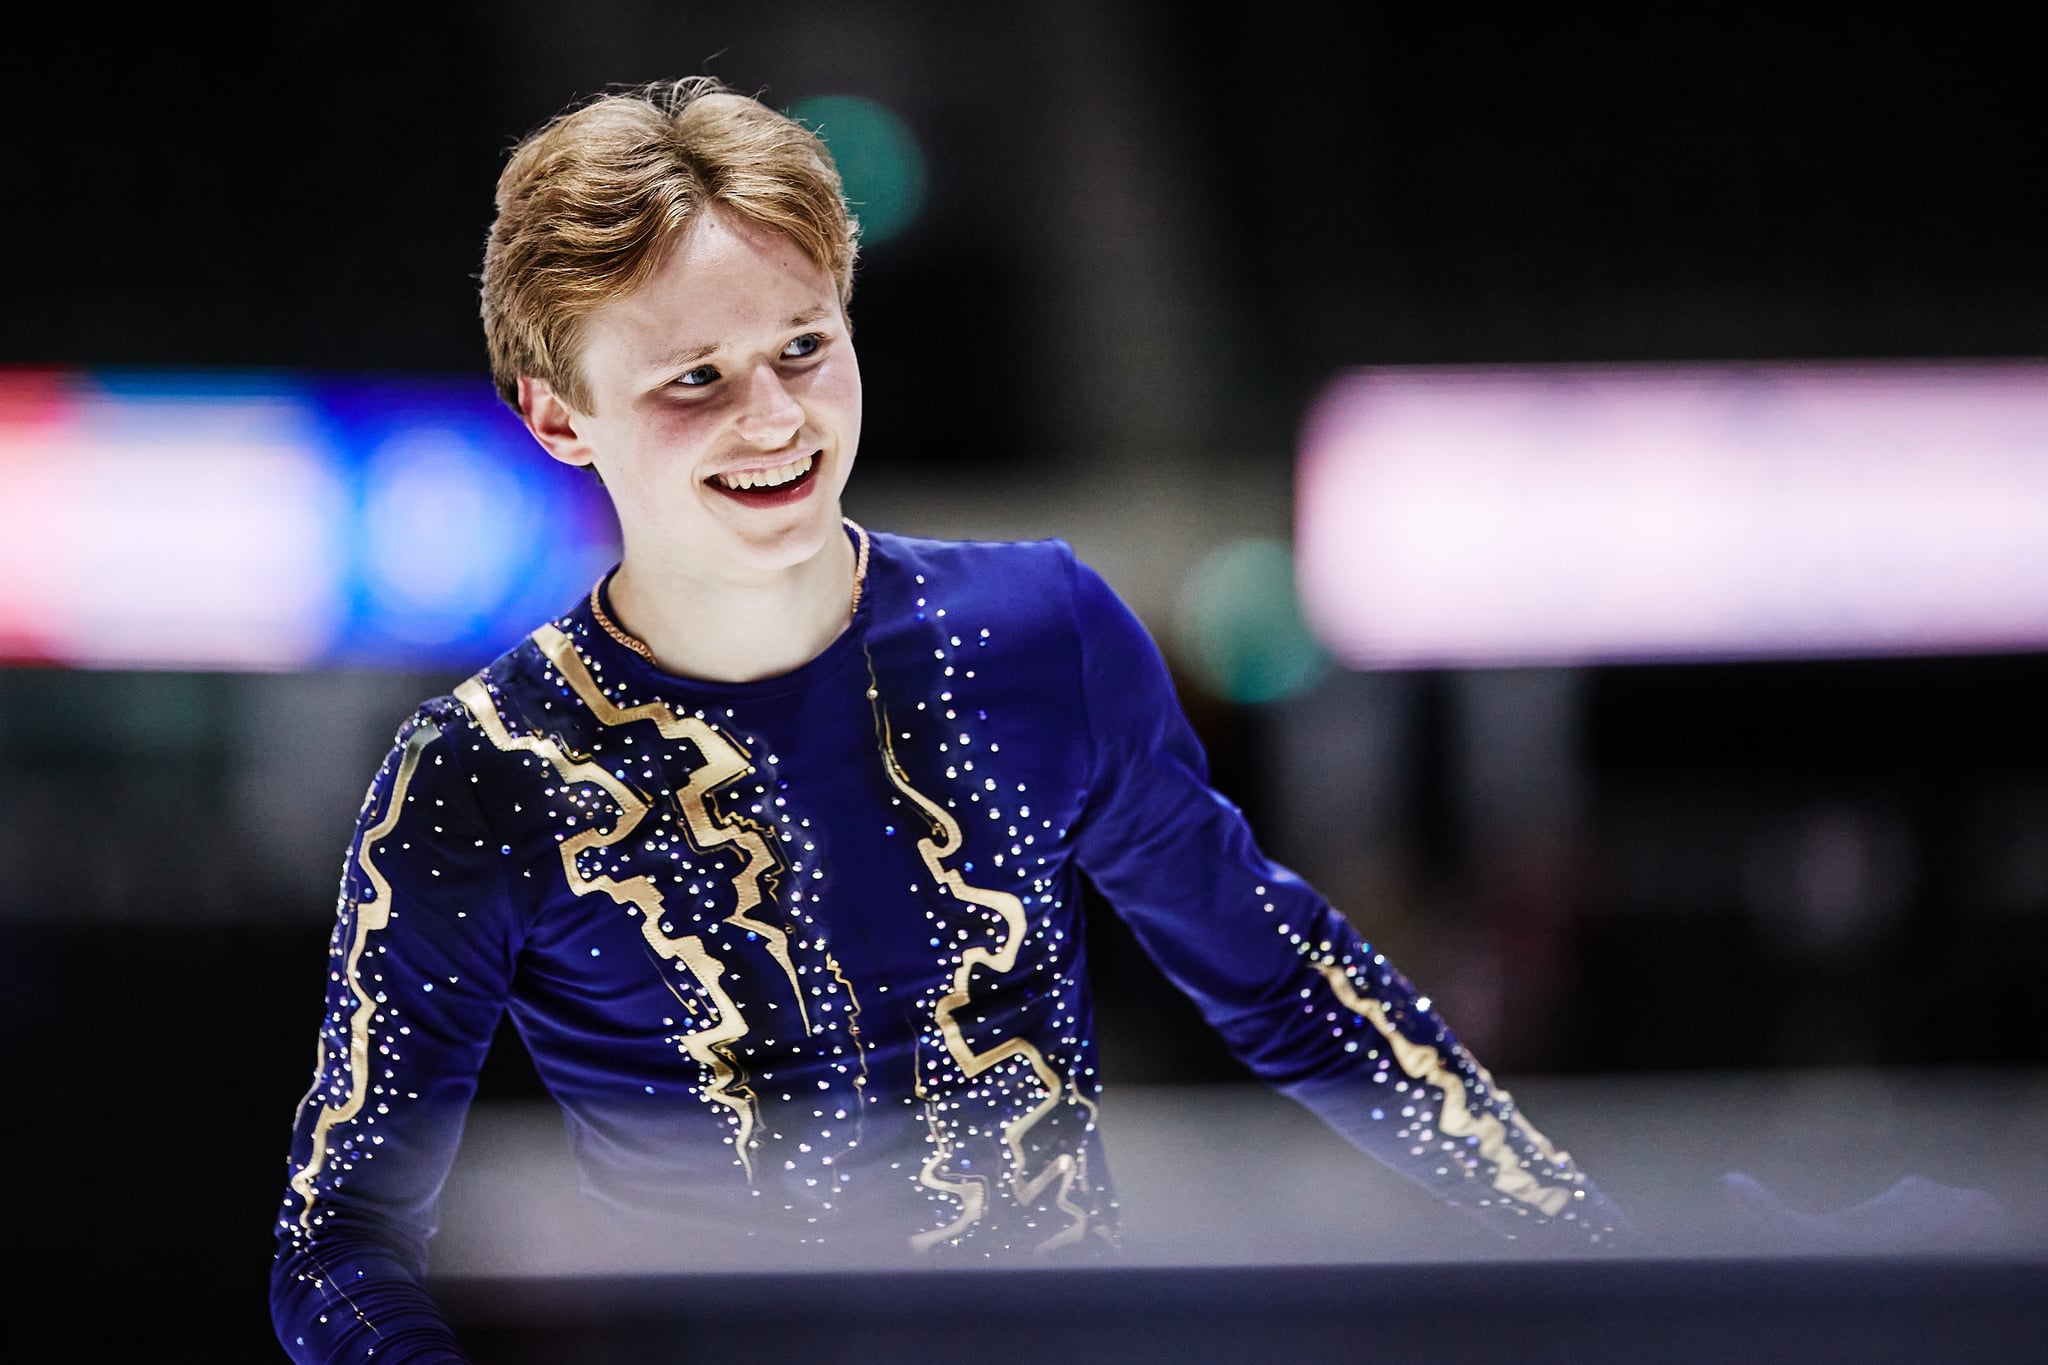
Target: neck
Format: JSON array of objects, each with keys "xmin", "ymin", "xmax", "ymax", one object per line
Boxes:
[{"xmin": 602, "ymin": 522, "xmax": 862, "ymax": 684}]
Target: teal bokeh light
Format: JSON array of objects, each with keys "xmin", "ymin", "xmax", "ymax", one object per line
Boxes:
[
  {"xmin": 788, "ymin": 94, "xmax": 927, "ymax": 246},
  {"xmin": 1174, "ymin": 537, "xmax": 1331, "ymax": 705}
]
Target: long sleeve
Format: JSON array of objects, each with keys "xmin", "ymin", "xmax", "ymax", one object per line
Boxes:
[
  {"xmin": 1063, "ymin": 551, "xmax": 1634, "ymax": 1249},
  {"xmin": 271, "ymin": 699, "xmax": 527, "ymax": 1363}
]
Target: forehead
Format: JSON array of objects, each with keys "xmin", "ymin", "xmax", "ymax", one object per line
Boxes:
[{"xmin": 582, "ymin": 210, "xmax": 841, "ymax": 376}]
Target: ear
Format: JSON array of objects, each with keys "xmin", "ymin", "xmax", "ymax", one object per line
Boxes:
[{"xmin": 517, "ymin": 377, "xmax": 599, "ymax": 470}]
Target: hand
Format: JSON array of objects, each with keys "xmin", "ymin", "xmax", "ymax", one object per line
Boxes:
[{"xmin": 1717, "ymin": 1171, "xmax": 2007, "ymax": 1255}]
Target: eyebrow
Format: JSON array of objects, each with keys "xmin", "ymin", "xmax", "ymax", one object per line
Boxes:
[{"xmin": 652, "ymin": 307, "xmax": 835, "ymax": 371}]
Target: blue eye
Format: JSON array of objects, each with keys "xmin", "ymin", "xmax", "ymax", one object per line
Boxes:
[
  {"xmin": 677, "ymin": 365, "xmax": 719, "ymax": 387},
  {"xmin": 783, "ymin": 333, "xmax": 821, "ymax": 359}
]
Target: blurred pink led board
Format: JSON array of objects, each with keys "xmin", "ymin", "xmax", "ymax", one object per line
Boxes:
[{"xmin": 1295, "ymin": 361, "xmax": 2048, "ymax": 668}]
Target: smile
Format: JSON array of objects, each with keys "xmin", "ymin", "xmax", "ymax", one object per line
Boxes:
[
  {"xmin": 711, "ymin": 452, "xmax": 814, "ymax": 491},
  {"xmin": 705, "ymin": 451, "xmax": 823, "ymax": 507}
]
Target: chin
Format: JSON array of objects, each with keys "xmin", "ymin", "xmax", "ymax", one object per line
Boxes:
[{"xmin": 722, "ymin": 506, "xmax": 842, "ymax": 572}]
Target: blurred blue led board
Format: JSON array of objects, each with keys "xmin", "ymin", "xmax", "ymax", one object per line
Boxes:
[{"xmin": 0, "ymin": 368, "xmax": 620, "ymax": 671}]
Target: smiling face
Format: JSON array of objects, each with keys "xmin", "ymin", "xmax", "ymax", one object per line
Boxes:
[{"xmin": 519, "ymin": 208, "xmax": 862, "ymax": 586}]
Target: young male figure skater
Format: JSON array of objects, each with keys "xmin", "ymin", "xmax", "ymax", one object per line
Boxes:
[{"xmin": 272, "ymin": 78, "xmax": 1632, "ymax": 1364}]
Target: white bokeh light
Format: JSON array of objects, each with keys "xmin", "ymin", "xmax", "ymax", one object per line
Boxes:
[{"xmin": 1297, "ymin": 361, "xmax": 2048, "ymax": 668}]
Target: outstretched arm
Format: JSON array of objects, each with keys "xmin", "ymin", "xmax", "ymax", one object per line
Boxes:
[{"xmin": 1063, "ymin": 549, "xmax": 1637, "ymax": 1251}]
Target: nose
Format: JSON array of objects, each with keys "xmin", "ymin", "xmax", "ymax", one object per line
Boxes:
[{"xmin": 733, "ymin": 361, "xmax": 805, "ymax": 449}]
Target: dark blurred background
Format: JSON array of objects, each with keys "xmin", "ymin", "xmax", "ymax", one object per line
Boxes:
[{"xmin": 3, "ymin": 5, "xmax": 2044, "ymax": 1359}]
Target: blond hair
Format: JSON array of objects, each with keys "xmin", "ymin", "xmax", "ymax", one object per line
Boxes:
[{"xmin": 480, "ymin": 77, "xmax": 859, "ymax": 413}]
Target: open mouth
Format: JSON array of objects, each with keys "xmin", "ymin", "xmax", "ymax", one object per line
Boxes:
[{"xmin": 706, "ymin": 451, "xmax": 821, "ymax": 507}]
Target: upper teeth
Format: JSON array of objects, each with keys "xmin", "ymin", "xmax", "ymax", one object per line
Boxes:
[{"xmin": 715, "ymin": 454, "xmax": 813, "ymax": 491}]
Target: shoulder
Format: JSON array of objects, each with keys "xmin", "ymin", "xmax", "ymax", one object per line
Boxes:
[
  {"xmin": 866, "ymin": 527, "xmax": 1127, "ymax": 643},
  {"xmin": 864, "ymin": 526, "xmax": 1147, "ymax": 647},
  {"xmin": 366, "ymin": 691, "xmax": 474, "ymax": 767},
  {"xmin": 432, "ymin": 602, "xmax": 591, "ymax": 742},
  {"xmin": 866, "ymin": 528, "xmax": 1078, "ymax": 590},
  {"xmin": 358, "ymin": 627, "xmax": 558, "ymax": 802}
]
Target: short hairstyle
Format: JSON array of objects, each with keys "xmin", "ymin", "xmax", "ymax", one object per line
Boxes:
[{"xmin": 480, "ymin": 77, "xmax": 860, "ymax": 414}]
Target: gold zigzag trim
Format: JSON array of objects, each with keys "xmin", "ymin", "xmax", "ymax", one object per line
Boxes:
[
  {"xmin": 813, "ymin": 950, "xmax": 871, "ymax": 1168},
  {"xmin": 534, "ymin": 624, "xmax": 812, "ymax": 1033},
  {"xmin": 293, "ymin": 719, "xmax": 439, "ymax": 1229},
  {"xmin": 865, "ymin": 665, "xmax": 1089, "ymax": 1255},
  {"xmin": 453, "ymin": 667, "xmax": 764, "ymax": 1179},
  {"xmin": 1314, "ymin": 962, "xmax": 1576, "ymax": 1216}
]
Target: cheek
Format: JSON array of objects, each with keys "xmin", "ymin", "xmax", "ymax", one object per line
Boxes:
[
  {"xmin": 817, "ymin": 356, "xmax": 862, "ymax": 433},
  {"xmin": 631, "ymin": 406, "xmax": 719, "ymax": 470},
  {"xmin": 594, "ymin": 414, "xmax": 714, "ymax": 510}
]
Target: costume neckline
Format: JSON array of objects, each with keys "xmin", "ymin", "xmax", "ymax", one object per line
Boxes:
[{"xmin": 576, "ymin": 520, "xmax": 876, "ymax": 701}]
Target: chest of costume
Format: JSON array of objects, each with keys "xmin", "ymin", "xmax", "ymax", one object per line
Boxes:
[{"xmin": 461, "ymin": 606, "xmax": 1102, "ymax": 1186}]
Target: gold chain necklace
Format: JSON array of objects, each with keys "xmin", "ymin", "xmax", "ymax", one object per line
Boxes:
[{"xmin": 589, "ymin": 517, "xmax": 871, "ymax": 667}]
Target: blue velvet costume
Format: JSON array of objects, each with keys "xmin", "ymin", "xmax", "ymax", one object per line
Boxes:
[{"xmin": 272, "ymin": 527, "xmax": 1628, "ymax": 1364}]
